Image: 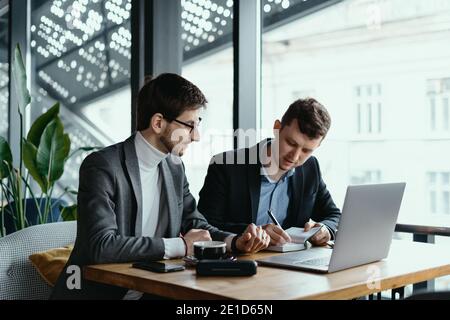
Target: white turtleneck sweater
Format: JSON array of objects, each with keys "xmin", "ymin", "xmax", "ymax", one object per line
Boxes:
[
  {"xmin": 124, "ymin": 132, "xmax": 186, "ymax": 300},
  {"xmin": 134, "ymin": 131, "xmax": 185, "ymax": 258}
]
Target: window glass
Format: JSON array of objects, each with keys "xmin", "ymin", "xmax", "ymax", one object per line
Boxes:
[
  {"xmin": 181, "ymin": 0, "xmax": 234, "ymax": 199},
  {"xmin": 30, "ymin": 0, "xmax": 132, "ymax": 196}
]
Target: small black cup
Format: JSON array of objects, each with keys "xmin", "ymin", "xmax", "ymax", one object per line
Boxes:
[{"xmin": 193, "ymin": 241, "xmax": 227, "ymax": 260}]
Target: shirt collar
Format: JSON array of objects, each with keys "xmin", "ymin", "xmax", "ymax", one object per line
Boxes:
[{"xmin": 135, "ymin": 132, "xmax": 168, "ymax": 169}]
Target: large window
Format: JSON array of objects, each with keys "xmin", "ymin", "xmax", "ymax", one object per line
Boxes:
[
  {"xmin": 261, "ymin": 0, "xmax": 450, "ymax": 293},
  {"xmin": 29, "ymin": 0, "xmax": 132, "ymax": 196},
  {"xmin": 0, "ymin": 1, "xmax": 9, "ymax": 140},
  {"xmin": 261, "ymin": 0, "xmax": 450, "ymax": 227},
  {"xmin": 181, "ymin": 0, "xmax": 234, "ymax": 200}
]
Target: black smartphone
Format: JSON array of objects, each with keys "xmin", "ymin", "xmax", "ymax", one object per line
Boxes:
[{"xmin": 132, "ymin": 261, "xmax": 185, "ymax": 273}]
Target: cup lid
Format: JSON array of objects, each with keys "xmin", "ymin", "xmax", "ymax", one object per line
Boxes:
[{"xmin": 193, "ymin": 241, "xmax": 226, "ymax": 248}]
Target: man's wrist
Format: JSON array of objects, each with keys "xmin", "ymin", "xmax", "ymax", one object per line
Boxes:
[
  {"xmin": 180, "ymin": 236, "xmax": 188, "ymax": 256},
  {"xmin": 231, "ymin": 235, "xmax": 240, "ymax": 253},
  {"xmin": 320, "ymin": 223, "xmax": 334, "ymax": 240}
]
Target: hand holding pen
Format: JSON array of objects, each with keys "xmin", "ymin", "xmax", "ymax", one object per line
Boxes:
[{"xmin": 262, "ymin": 209, "xmax": 292, "ymax": 246}]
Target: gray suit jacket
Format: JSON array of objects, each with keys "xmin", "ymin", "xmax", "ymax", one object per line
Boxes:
[{"xmin": 51, "ymin": 135, "xmax": 233, "ymax": 300}]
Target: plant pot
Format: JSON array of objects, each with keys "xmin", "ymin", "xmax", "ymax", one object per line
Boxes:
[{"xmin": 2, "ymin": 198, "xmax": 68, "ymax": 235}]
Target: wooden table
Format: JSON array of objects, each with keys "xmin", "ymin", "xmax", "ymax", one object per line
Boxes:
[{"xmin": 84, "ymin": 240, "xmax": 450, "ymax": 300}]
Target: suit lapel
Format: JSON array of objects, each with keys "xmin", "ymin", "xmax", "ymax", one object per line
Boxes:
[
  {"xmin": 291, "ymin": 166, "xmax": 304, "ymax": 226},
  {"xmin": 248, "ymin": 164, "xmax": 261, "ymax": 224},
  {"xmin": 159, "ymin": 160, "xmax": 179, "ymax": 238},
  {"xmin": 123, "ymin": 135, "xmax": 143, "ymax": 236},
  {"xmin": 247, "ymin": 142, "xmax": 265, "ymax": 224}
]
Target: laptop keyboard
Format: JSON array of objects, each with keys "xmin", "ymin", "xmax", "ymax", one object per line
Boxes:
[{"xmin": 296, "ymin": 257, "xmax": 330, "ymax": 267}]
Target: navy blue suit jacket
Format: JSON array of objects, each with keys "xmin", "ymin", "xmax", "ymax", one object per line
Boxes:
[{"xmin": 198, "ymin": 140, "xmax": 341, "ymax": 237}]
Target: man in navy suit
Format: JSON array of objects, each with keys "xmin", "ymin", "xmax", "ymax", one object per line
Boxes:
[{"xmin": 198, "ymin": 98, "xmax": 341, "ymax": 247}]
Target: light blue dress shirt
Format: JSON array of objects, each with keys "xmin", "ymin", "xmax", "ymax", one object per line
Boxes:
[{"xmin": 255, "ymin": 142, "xmax": 294, "ymax": 227}]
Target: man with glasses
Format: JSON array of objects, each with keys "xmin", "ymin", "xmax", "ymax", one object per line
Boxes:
[
  {"xmin": 51, "ymin": 73, "xmax": 270, "ymax": 300},
  {"xmin": 171, "ymin": 117, "xmax": 202, "ymax": 133}
]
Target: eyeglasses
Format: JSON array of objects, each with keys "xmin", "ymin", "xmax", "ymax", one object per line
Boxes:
[{"xmin": 169, "ymin": 117, "xmax": 202, "ymax": 133}]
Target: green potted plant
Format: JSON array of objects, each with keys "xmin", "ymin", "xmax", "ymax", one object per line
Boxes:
[{"xmin": 0, "ymin": 45, "xmax": 96, "ymax": 236}]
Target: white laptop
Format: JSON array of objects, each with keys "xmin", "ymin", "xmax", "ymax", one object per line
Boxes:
[{"xmin": 256, "ymin": 183, "xmax": 406, "ymax": 273}]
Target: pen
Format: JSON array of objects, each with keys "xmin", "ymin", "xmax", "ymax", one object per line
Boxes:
[
  {"xmin": 268, "ymin": 209, "xmax": 292, "ymax": 243},
  {"xmin": 267, "ymin": 209, "xmax": 281, "ymax": 227}
]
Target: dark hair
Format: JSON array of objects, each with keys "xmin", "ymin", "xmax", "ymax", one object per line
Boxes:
[
  {"xmin": 281, "ymin": 98, "xmax": 331, "ymax": 139},
  {"xmin": 136, "ymin": 73, "xmax": 207, "ymax": 131}
]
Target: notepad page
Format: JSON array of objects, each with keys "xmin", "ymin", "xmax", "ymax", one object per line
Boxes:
[{"xmin": 286, "ymin": 226, "xmax": 322, "ymax": 244}]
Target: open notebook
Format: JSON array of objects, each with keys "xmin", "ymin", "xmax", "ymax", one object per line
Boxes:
[{"xmin": 265, "ymin": 226, "xmax": 322, "ymax": 252}]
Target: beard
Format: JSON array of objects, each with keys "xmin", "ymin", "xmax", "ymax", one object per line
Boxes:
[{"xmin": 159, "ymin": 128, "xmax": 189, "ymax": 157}]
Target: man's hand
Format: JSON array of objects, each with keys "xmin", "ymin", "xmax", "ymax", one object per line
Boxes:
[
  {"xmin": 262, "ymin": 224, "xmax": 292, "ymax": 246},
  {"xmin": 235, "ymin": 224, "xmax": 270, "ymax": 253},
  {"xmin": 182, "ymin": 229, "xmax": 212, "ymax": 256},
  {"xmin": 304, "ymin": 220, "xmax": 331, "ymax": 246}
]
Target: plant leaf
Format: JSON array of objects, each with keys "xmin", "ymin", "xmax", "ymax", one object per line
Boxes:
[
  {"xmin": 64, "ymin": 187, "xmax": 78, "ymax": 195},
  {"xmin": 36, "ymin": 118, "xmax": 71, "ymax": 185},
  {"xmin": 68, "ymin": 146, "xmax": 102, "ymax": 159},
  {"xmin": 11, "ymin": 44, "xmax": 31, "ymax": 115},
  {"xmin": 76, "ymin": 147, "xmax": 101, "ymax": 152},
  {"xmin": 0, "ymin": 136, "xmax": 13, "ymax": 179},
  {"xmin": 60, "ymin": 204, "xmax": 77, "ymax": 221},
  {"xmin": 22, "ymin": 138, "xmax": 48, "ymax": 193},
  {"xmin": 27, "ymin": 103, "xmax": 60, "ymax": 147}
]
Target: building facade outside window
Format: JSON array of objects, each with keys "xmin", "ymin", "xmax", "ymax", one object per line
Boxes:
[
  {"xmin": 428, "ymin": 78, "xmax": 450, "ymax": 133},
  {"xmin": 355, "ymin": 83, "xmax": 382, "ymax": 135},
  {"xmin": 351, "ymin": 170, "xmax": 381, "ymax": 185},
  {"xmin": 428, "ymin": 172, "xmax": 450, "ymax": 215}
]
